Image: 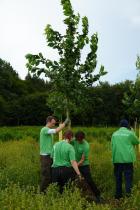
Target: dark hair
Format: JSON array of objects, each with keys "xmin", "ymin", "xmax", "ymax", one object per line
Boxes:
[
  {"xmin": 119, "ymin": 119, "xmax": 129, "ymax": 128},
  {"xmin": 46, "ymin": 116, "xmax": 56, "ymax": 123},
  {"xmin": 63, "ymin": 130, "xmax": 73, "ymax": 140},
  {"xmin": 75, "ymin": 131, "xmax": 85, "ymax": 140}
]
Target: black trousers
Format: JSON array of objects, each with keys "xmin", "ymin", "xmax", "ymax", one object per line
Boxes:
[
  {"xmin": 52, "ymin": 166, "xmax": 76, "ymax": 193},
  {"xmin": 79, "ymin": 165, "xmax": 100, "ymax": 197},
  {"xmin": 40, "ymin": 155, "xmax": 53, "ymax": 192},
  {"xmin": 114, "ymin": 163, "xmax": 133, "ymax": 199}
]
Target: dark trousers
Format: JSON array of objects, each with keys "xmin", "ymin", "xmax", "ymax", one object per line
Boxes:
[
  {"xmin": 114, "ymin": 163, "xmax": 133, "ymax": 199},
  {"xmin": 40, "ymin": 155, "xmax": 53, "ymax": 192},
  {"xmin": 52, "ymin": 166, "xmax": 76, "ymax": 193},
  {"xmin": 79, "ymin": 165, "xmax": 100, "ymax": 197}
]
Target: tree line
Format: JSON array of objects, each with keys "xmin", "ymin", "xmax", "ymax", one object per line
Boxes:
[{"xmin": 0, "ymin": 57, "xmax": 139, "ymax": 126}]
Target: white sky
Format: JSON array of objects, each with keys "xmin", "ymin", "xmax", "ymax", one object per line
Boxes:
[{"xmin": 0, "ymin": 0, "xmax": 140, "ymax": 84}]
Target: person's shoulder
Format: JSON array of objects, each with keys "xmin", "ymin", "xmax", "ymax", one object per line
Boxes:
[
  {"xmin": 83, "ymin": 139, "xmax": 89, "ymax": 145},
  {"xmin": 123, "ymin": 128, "xmax": 135, "ymax": 136},
  {"xmin": 128, "ymin": 130, "xmax": 137, "ymax": 137},
  {"xmin": 41, "ymin": 126, "xmax": 49, "ymax": 133},
  {"xmin": 83, "ymin": 139, "xmax": 88, "ymax": 143},
  {"xmin": 70, "ymin": 139, "xmax": 75, "ymax": 145},
  {"xmin": 112, "ymin": 129, "xmax": 120, "ymax": 136},
  {"xmin": 68, "ymin": 143, "xmax": 75, "ymax": 150},
  {"xmin": 40, "ymin": 126, "xmax": 47, "ymax": 132},
  {"xmin": 41, "ymin": 126, "xmax": 48, "ymax": 130},
  {"xmin": 53, "ymin": 141, "xmax": 59, "ymax": 146},
  {"xmin": 83, "ymin": 140, "xmax": 90, "ymax": 149},
  {"xmin": 53, "ymin": 140, "xmax": 63, "ymax": 148}
]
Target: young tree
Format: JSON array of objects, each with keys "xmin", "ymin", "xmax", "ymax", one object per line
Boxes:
[
  {"xmin": 26, "ymin": 0, "xmax": 107, "ymax": 121},
  {"xmin": 136, "ymin": 55, "xmax": 140, "ymax": 70}
]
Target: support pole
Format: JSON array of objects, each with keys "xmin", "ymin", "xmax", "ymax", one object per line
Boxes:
[
  {"xmin": 59, "ymin": 130, "xmax": 63, "ymax": 141},
  {"xmin": 59, "ymin": 123, "xmax": 63, "ymax": 141}
]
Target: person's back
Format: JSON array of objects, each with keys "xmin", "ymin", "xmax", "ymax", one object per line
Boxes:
[
  {"xmin": 51, "ymin": 130, "xmax": 82, "ymax": 193},
  {"xmin": 111, "ymin": 127, "xmax": 139, "ymax": 163},
  {"xmin": 52, "ymin": 140, "xmax": 75, "ymax": 167},
  {"xmin": 111, "ymin": 119, "xmax": 139, "ymax": 199}
]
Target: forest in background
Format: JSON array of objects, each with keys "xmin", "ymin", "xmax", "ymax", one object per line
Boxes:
[{"xmin": 0, "ymin": 57, "xmax": 139, "ymax": 126}]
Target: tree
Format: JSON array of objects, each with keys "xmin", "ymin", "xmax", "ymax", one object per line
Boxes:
[
  {"xmin": 25, "ymin": 73, "xmax": 49, "ymax": 93},
  {"xmin": 0, "ymin": 96, "xmax": 7, "ymax": 125},
  {"xmin": 122, "ymin": 56, "xmax": 140, "ymax": 123},
  {"xmin": 26, "ymin": 0, "xmax": 107, "ymax": 122},
  {"xmin": 136, "ymin": 55, "xmax": 140, "ymax": 70}
]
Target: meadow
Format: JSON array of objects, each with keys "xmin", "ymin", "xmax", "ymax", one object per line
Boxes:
[{"xmin": 0, "ymin": 126, "xmax": 140, "ymax": 210}]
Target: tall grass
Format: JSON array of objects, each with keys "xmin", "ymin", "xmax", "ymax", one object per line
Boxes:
[
  {"xmin": 0, "ymin": 127, "xmax": 140, "ymax": 209},
  {"xmin": 0, "ymin": 126, "xmax": 116, "ymax": 142}
]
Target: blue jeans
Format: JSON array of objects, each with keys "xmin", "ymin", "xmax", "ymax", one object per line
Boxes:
[{"xmin": 114, "ymin": 163, "xmax": 133, "ymax": 199}]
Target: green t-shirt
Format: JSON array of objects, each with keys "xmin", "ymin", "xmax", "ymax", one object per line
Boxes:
[
  {"xmin": 52, "ymin": 140, "xmax": 76, "ymax": 167},
  {"xmin": 71, "ymin": 139, "xmax": 90, "ymax": 166},
  {"xmin": 111, "ymin": 127, "xmax": 139, "ymax": 163},
  {"xmin": 40, "ymin": 127, "xmax": 53, "ymax": 155}
]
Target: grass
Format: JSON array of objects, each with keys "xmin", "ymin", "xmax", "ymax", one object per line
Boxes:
[{"xmin": 0, "ymin": 126, "xmax": 140, "ymax": 209}]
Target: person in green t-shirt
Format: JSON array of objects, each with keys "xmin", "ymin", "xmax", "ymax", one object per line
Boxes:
[
  {"xmin": 111, "ymin": 119, "xmax": 139, "ymax": 199},
  {"xmin": 51, "ymin": 130, "xmax": 82, "ymax": 193},
  {"xmin": 71, "ymin": 131, "xmax": 102, "ymax": 204},
  {"xmin": 40, "ymin": 116, "xmax": 69, "ymax": 192}
]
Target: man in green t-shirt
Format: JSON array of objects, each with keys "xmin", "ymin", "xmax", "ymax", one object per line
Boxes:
[
  {"xmin": 71, "ymin": 131, "xmax": 102, "ymax": 203},
  {"xmin": 111, "ymin": 119, "xmax": 139, "ymax": 199},
  {"xmin": 51, "ymin": 130, "xmax": 82, "ymax": 193},
  {"xmin": 40, "ymin": 116, "xmax": 69, "ymax": 192}
]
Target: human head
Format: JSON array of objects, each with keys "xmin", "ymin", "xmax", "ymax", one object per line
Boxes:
[
  {"xmin": 75, "ymin": 131, "xmax": 85, "ymax": 143},
  {"xmin": 46, "ymin": 116, "xmax": 57, "ymax": 128},
  {"xmin": 63, "ymin": 130, "xmax": 73, "ymax": 141},
  {"xmin": 119, "ymin": 119, "xmax": 129, "ymax": 128}
]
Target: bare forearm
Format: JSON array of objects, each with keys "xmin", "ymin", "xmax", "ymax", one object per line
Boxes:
[
  {"xmin": 78, "ymin": 154, "xmax": 85, "ymax": 166},
  {"xmin": 78, "ymin": 160, "xmax": 84, "ymax": 166},
  {"xmin": 55, "ymin": 123, "xmax": 65, "ymax": 133},
  {"xmin": 71, "ymin": 160, "xmax": 81, "ymax": 175}
]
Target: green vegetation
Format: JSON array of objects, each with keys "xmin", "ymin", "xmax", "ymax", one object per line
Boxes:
[
  {"xmin": 26, "ymin": 0, "xmax": 107, "ymax": 120},
  {"xmin": 0, "ymin": 126, "xmax": 140, "ymax": 209},
  {"xmin": 0, "ymin": 57, "xmax": 140, "ymax": 126}
]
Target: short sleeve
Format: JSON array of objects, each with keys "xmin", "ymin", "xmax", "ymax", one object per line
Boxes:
[
  {"xmin": 47, "ymin": 129, "xmax": 56, "ymax": 134},
  {"xmin": 69, "ymin": 146, "xmax": 76, "ymax": 161},
  {"xmin": 83, "ymin": 143, "xmax": 89, "ymax": 157}
]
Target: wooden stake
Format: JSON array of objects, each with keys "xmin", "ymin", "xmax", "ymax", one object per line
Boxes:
[
  {"xmin": 59, "ymin": 130, "xmax": 63, "ymax": 141},
  {"xmin": 59, "ymin": 123, "xmax": 63, "ymax": 141}
]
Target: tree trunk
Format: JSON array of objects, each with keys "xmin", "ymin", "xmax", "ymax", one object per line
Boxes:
[{"xmin": 66, "ymin": 108, "xmax": 71, "ymax": 129}]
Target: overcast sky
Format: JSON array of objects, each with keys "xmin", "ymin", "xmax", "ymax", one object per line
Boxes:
[{"xmin": 0, "ymin": 0, "xmax": 140, "ymax": 84}]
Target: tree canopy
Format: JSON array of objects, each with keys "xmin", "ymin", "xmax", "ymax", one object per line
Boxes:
[{"xmin": 26, "ymin": 0, "xmax": 107, "ymax": 120}]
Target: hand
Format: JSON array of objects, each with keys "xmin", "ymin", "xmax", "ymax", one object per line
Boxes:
[
  {"xmin": 64, "ymin": 118, "xmax": 70, "ymax": 126},
  {"xmin": 77, "ymin": 174, "xmax": 84, "ymax": 181}
]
